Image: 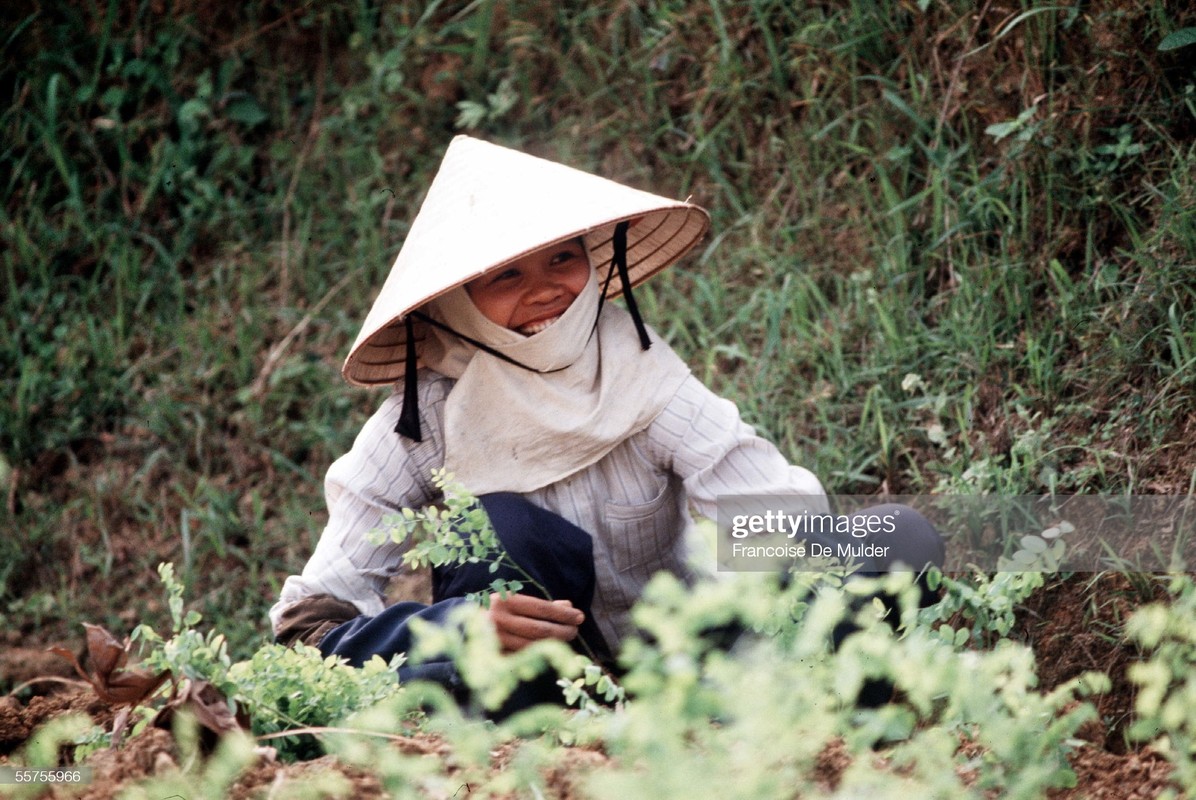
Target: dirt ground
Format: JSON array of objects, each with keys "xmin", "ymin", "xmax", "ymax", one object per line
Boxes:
[
  {"xmin": 1016, "ymin": 574, "xmax": 1179, "ymax": 799},
  {"xmin": 0, "ymin": 573, "xmax": 1182, "ymax": 799}
]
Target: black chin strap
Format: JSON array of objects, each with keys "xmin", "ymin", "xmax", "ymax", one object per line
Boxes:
[
  {"xmin": 394, "ymin": 220, "xmax": 650, "ymax": 441},
  {"xmin": 408, "ymin": 309, "xmax": 563, "ymax": 372},
  {"xmin": 612, "ymin": 220, "xmax": 652, "ymax": 350},
  {"xmin": 395, "ymin": 315, "xmax": 423, "ymax": 441}
]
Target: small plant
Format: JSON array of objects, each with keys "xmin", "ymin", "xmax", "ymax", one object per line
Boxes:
[
  {"xmin": 996, "ymin": 520, "xmax": 1073, "ymax": 572},
  {"xmin": 132, "ymin": 563, "xmax": 234, "ymax": 692},
  {"xmin": 455, "ymin": 75, "xmax": 519, "ymax": 129},
  {"xmin": 920, "ymin": 567, "xmax": 1046, "ymax": 648},
  {"xmin": 369, "ymin": 468, "xmax": 535, "ymax": 603},
  {"xmin": 227, "ymin": 642, "xmax": 404, "ymax": 761}
]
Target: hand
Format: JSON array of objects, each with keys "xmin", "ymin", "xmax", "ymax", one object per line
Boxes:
[{"xmin": 488, "ymin": 593, "xmax": 584, "ymax": 653}]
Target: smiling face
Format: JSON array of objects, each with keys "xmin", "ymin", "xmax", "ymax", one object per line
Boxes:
[{"xmin": 464, "ymin": 238, "xmax": 591, "ymax": 335}]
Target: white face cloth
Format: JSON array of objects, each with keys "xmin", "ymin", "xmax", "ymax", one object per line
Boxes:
[{"xmin": 420, "ymin": 267, "xmax": 691, "ymax": 495}]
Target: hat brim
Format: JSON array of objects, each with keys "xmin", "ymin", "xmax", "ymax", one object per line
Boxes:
[{"xmin": 345, "ymin": 207, "xmax": 708, "ymax": 386}]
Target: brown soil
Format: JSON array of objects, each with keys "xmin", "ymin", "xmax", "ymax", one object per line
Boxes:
[
  {"xmin": 1053, "ymin": 745, "xmax": 1176, "ymax": 800},
  {"xmin": 0, "ymin": 686, "xmax": 610, "ymax": 799},
  {"xmin": 0, "ymin": 690, "xmax": 115, "ymax": 755},
  {"xmin": 1013, "ymin": 574, "xmax": 1170, "ymax": 754}
]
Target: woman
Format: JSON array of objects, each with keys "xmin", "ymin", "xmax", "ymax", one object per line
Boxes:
[{"xmin": 269, "ymin": 136, "xmax": 943, "ymax": 712}]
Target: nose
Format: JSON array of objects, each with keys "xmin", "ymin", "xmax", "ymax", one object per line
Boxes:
[{"xmin": 525, "ymin": 273, "xmax": 566, "ymax": 305}]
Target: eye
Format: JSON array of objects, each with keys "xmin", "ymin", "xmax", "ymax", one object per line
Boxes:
[
  {"xmin": 489, "ymin": 267, "xmax": 521, "ymax": 284},
  {"xmin": 549, "ymin": 248, "xmax": 582, "ymax": 267}
]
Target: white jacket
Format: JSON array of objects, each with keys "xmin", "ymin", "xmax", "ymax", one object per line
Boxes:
[{"xmin": 271, "ymin": 370, "xmax": 827, "ymax": 650}]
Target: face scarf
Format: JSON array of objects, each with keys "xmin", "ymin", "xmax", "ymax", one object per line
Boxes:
[{"xmin": 415, "ymin": 262, "xmax": 691, "ymax": 495}]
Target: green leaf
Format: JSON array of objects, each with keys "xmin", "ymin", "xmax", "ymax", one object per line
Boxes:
[
  {"xmin": 1159, "ymin": 27, "xmax": 1196, "ymax": 51},
  {"xmin": 224, "ymin": 96, "xmax": 269, "ymax": 128},
  {"xmin": 985, "ymin": 104, "xmax": 1038, "ymax": 141},
  {"xmin": 1012, "ymin": 549, "xmax": 1039, "ymax": 565},
  {"xmin": 177, "ymin": 98, "xmax": 210, "ymax": 133},
  {"xmin": 1020, "ymin": 535, "xmax": 1048, "ymax": 553},
  {"xmin": 100, "ymin": 86, "xmax": 126, "ymax": 111},
  {"xmin": 985, "ymin": 120, "xmax": 1021, "ymax": 140},
  {"xmin": 455, "ymin": 100, "xmax": 488, "ymax": 129}
]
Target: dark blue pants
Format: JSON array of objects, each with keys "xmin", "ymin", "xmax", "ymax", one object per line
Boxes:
[{"xmin": 839, "ymin": 502, "xmax": 945, "ymax": 576}]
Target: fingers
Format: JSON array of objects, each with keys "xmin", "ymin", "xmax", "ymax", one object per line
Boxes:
[
  {"xmin": 503, "ymin": 594, "xmax": 585, "ymax": 624},
  {"xmin": 488, "ymin": 593, "xmax": 584, "ymax": 653}
]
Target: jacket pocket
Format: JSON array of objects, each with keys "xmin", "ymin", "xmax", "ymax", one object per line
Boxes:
[{"xmin": 603, "ymin": 480, "xmax": 679, "ymax": 576}]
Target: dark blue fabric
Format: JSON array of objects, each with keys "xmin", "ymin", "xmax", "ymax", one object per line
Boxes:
[
  {"xmin": 845, "ymin": 503, "xmax": 946, "ymax": 576},
  {"xmin": 432, "ymin": 492, "xmax": 612, "ymax": 664}
]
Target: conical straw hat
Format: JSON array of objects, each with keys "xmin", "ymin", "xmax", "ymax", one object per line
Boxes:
[{"xmin": 343, "ymin": 136, "xmax": 710, "ymax": 386}]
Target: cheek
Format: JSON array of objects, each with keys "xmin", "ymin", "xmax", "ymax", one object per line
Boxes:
[
  {"xmin": 565, "ymin": 266, "xmax": 591, "ymax": 297},
  {"xmin": 470, "ymin": 289, "xmax": 516, "ymax": 326}
]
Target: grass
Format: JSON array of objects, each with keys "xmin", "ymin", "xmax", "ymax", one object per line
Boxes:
[{"xmin": 1, "ymin": 0, "xmax": 1194, "ymax": 667}]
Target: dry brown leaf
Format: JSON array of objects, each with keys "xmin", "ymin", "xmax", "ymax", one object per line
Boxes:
[
  {"xmin": 84, "ymin": 623, "xmax": 127, "ymax": 676},
  {"xmin": 49, "ymin": 622, "xmax": 171, "ymax": 708},
  {"xmin": 181, "ymin": 679, "xmax": 244, "ymax": 736},
  {"xmin": 151, "ymin": 678, "xmax": 248, "ymax": 751}
]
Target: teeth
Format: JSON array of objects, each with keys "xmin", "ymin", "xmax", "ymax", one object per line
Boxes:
[{"xmin": 519, "ymin": 315, "xmax": 561, "ymax": 335}]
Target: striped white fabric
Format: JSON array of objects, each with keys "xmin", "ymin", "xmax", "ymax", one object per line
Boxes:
[{"xmin": 270, "ymin": 371, "xmax": 827, "ymax": 650}]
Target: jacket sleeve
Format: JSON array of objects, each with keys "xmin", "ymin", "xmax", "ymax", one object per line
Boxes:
[
  {"xmin": 273, "ymin": 594, "xmax": 362, "ymax": 647},
  {"xmin": 641, "ymin": 375, "xmax": 829, "ymax": 521},
  {"xmin": 268, "ymin": 375, "xmax": 450, "ymax": 638}
]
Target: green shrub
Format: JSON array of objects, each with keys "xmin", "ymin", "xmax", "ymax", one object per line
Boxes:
[
  {"xmin": 1127, "ymin": 575, "xmax": 1196, "ymax": 794},
  {"xmin": 227, "ymin": 643, "xmax": 404, "ymax": 761}
]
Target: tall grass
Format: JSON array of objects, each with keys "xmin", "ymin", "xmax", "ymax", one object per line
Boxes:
[{"xmin": 1, "ymin": 0, "xmax": 1194, "ymax": 660}]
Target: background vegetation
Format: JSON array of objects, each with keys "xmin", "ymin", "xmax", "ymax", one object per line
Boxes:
[{"xmin": 1, "ymin": 0, "xmax": 1195, "ymax": 795}]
